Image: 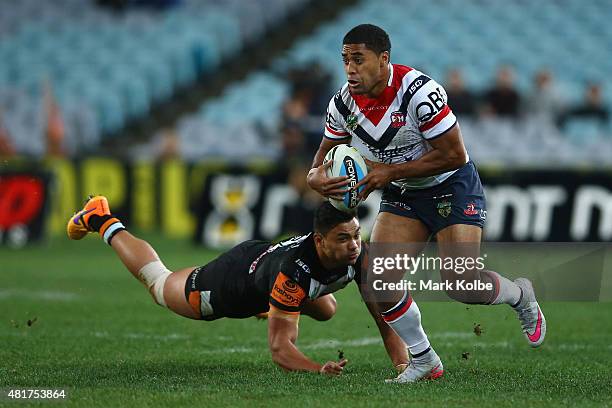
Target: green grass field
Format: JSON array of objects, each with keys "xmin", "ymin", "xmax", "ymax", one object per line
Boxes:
[{"xmin": 1, "ymin": 234, "xmax": 611, "ymax": 407}]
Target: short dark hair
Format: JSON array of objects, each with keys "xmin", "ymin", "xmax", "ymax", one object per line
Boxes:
[
  {"xmin": 313, "ymin": 202, "xmax": 355, "ymax": 236},
  {"xmin": 343, "ymin": 24, "xmax": 391, "ymax": 56}
]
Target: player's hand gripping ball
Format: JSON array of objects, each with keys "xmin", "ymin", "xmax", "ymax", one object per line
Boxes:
[{"xmin": 323, "ymin": 144, "xmax": 368, "ymax": 213}]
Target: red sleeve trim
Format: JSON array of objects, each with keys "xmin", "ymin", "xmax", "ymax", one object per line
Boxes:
[
  {"xmin": 419, "ymin": 105, "xmax": 451, "ymax": 132},
  {"xmin": 325, "ymin": 125, "xmax": 349, "ymax": 136}
]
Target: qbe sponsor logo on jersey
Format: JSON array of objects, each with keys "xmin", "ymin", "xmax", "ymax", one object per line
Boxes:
[{"xmin": 416, "ymin": 88, "xmax": 447, "ymax": 122}]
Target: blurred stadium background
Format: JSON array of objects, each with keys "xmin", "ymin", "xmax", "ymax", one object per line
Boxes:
[
  {"xmin": 1, "ymin": 0, "xmax": 611, "ymax": 247},
  {"xmin": 1, "ymin": 1, "xmax": 611, "ymax": 406}
]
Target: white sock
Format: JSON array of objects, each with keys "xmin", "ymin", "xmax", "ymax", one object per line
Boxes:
[
  {"xmin": 381, "ymin": 292, "xmax": 431, "ymax": 356},
  {"xmin": 137, "ymin": 261, "xmax": 171, "ymax": 307},
  {"xmin": 486, "ymin": 271, "xmax": 522, "ymax": 306}
]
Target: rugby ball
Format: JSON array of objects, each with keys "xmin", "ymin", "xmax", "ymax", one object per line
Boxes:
[{"xmin": 323, "ymin": 144, "xmax": 368, "ymax": 213}]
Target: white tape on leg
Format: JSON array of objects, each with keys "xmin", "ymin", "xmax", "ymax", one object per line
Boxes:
[{"xmin": 137, "ymin": 261, "xmax": 171, "ymax": 307}]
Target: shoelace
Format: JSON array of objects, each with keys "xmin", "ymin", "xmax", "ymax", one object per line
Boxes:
[
  {"xmin": 399, "ymin": 357, "xmax": 432, "ymax": 379},
  {"xmin": 516, "ymin": 302, "xmax": 537, "ymax": 332}
]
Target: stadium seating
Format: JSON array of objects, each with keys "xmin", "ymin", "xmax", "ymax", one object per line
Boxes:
[
  {"xmin": 180, "ymin": 0, "xmax": 611, "ymax": 165},
  {"xmin": 172, "ymin": 72, "xmax": 289, "ymax": 160},
  {"xmin": 1, "ymin": 0, "xmax": 610, "ymax": 164},
  {"xmin": 274, "ymin": 0, "xmax": 612, "ymax": 95},
  {"xmin": 0, "ymin": 0, "xmax": 307, "ymax": 155}
]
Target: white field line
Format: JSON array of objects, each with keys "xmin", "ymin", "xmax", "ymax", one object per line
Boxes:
[
  {"xmin": 82, "ymin": 332, "xmax": 612, "ymax": 354},
  {"xmin": 93, "ymin": 331, "xmax": 191, "ymax": 342},
  {"xmin": 4, "ymin": 330, "xmax": 612, "ymax": 355},
  {"xmin": 4, "ymin": 329, "xmax": 611, "ymax": 353},
  {"xmin": 189, "ymin": 341, "xmax": 612, "ymax": 354},
  {"xmin": 302, "ymin": 337, "xmax": 382, "ymax": 350},
  {"xmin": 123, "ymin": 332, "xmax": 191, "ymax": 341},
  {"xmin": 0, "ymin": 289, "xmax": 80, "ymax": 301},
  {"xmin": 431, "ymin": 332, "xmax": 474, "ymax": 339}
]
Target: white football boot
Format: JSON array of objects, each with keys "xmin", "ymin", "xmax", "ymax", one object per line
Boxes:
[
  {"xmin": 385, "ymin": 349, "xmax": 444, "ymax": 383},
  {"xmin": 513, "ymin": 278, "xmax": 547, "ymax": 347}
]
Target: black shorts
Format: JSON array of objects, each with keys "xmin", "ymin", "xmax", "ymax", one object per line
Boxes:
[
  {"xmin": 184, "ymin": 240, "xmax": 271, "ymax": 320},
  {"xmin": 380, "ymin": 161, "xmax": 487, "ymax": 235}
]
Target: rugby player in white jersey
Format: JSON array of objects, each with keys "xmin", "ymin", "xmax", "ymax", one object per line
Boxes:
[{"xmin": 307, "ymin": 24, "xmax": 546, "ymax": 383}]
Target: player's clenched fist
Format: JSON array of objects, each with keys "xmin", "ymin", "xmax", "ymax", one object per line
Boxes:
[
  {"xmin": 353, "ymin": 158, "xmax": 395, "ymax": 200},
  {"xmin": 307, "ymin": 161, "xmax": 349, "ymax": 200},
  {"xmin": 319, "ymin": 359, "xmax": 348, "ymax": 376}
]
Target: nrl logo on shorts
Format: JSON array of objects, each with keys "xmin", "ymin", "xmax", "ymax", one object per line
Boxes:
[
  {"xmin": 437, "ymin": 200, "xmax": 452, "ymax": 218},
  {"xmin": 346, "ymin": 114, "xmax": 358, "ymax": 131}
]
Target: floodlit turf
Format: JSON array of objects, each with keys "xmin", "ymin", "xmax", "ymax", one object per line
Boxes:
[{"xmin": 1, "ymin": 234, "xmax": 611, "ymax": 407}]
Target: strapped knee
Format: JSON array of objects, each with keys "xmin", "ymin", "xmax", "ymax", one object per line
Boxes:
[{"xmin": 137, "ymin": 261, "xmax": 171, "ymax": 306}]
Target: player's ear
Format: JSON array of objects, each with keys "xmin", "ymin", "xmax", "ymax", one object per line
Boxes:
[
  {"xmin": 313, "ymin": 232, "xmax": 325, "ymax": 248},
  {"xmin": 380, "ymin": 51, "xmax": 389, "ymax": 66},
  {"xmin": 313, "ymin": 231, "xmax": 322, "ymax": 244}
]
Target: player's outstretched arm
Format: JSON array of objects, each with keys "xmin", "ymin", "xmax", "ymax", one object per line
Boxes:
[
  {"xmin": 268, "ymin": 308, "xmax": 348, "ymax": 375},
  {"xmin": 358, "ymin": 283, "xmax": 409, "ymax": 372}
]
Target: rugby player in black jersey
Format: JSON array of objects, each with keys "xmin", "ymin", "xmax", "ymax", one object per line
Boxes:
[{"xmin": 67, "ymin": 195, "xmax": 409, "ymax": 376}]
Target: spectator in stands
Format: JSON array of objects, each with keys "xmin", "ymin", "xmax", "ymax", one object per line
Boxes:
[
  {"xmin": 281, "ymin": 83, "xmax": 315, "ymax": 154},
  {"xmin": 282, "ymin": 83, "xmax": 312, "ymax": 126},
  {"xmin": 524, "ymin": 69, "xmax": 566, "ymax": 124},
  {"xmin": 444, "ymin": 68, "xmax": 477, "ymax": 118},
  {"xmin": 44, "ymin": 81, "xmax": 65, "ymax": 158},
  {"xmin": 482, "ymin": 65, "xmax": 522, "ymax": 118},
  {"xmin": 0, "ymin": 110, "xmax": 16, "ymax": 157},
  {"xmin": 158, "ymin": 128, "xmax": 180, "ymax": 160},
  {"xmin": 282, "ymin": 63, "xmax": 333, "ymax": 157},
  {"xmin": 559, "ymin": 82, "xmax": 609, "ymax": 128},
  {"xmin": 282, "ymin": 161, "xmax": 324, "ymax": 235},
  {"xmin": 285, "ymin": 62, "xmax": 332, "ymax": 119},
  {"xmin": 280, "ymin": 122, "xmax": 307, "ymax": 162}
]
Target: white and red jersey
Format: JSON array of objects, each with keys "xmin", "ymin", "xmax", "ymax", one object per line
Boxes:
[{"xmin": 324, "ymin": 63, "xmax": 466, "ymax": 190}]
